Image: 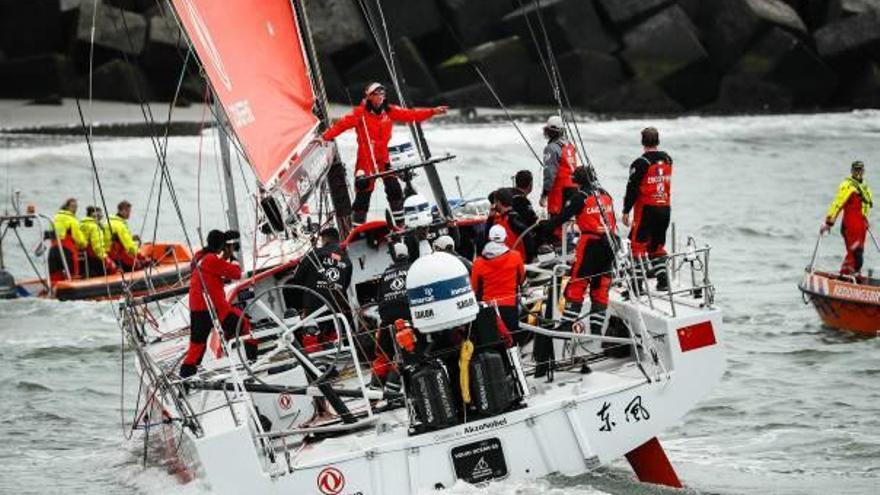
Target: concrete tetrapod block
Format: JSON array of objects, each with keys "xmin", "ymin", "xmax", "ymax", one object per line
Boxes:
[
  {"xmin": 305, "ymin": 0, "xmax": 369, "ymax": 55},
  {"xmin": 501, "ymin": 0, "xmax": 619, "ymax": 57},
  {"xmin": 373, "ymin": 0, "xmax": 444, "ymax": 40},
  {"xmin": 621, "ymin": 5, "xmax": 707, "ymax": 83},
  {"xmin": 0, "ymin": 0, "xmax": 65, "ymax": 58},
  {"xmin": 701, "ymin": 0, "xmax": 807, "ymax": 70},
  {"xmin": 847, "ymin": 62, "xmax": 880, "ymax": 108},
  {"xmin": 76, "ymin": 0, "xmax": 148, "ymax": 55},
  {"xmin": 431, "ymin": 83, "xmax": 496, "ymax": 108},
  {"xmin": 734, "ymin": 27, "xmax": 837, "ymax": 106},
  {"xmin": 531, "ymin": 50, "xmax": 627, "ymax": 107},
  {"xmin": 88, "ymin": 58, "xmax": 154, "ymax": 102},
  {"xmin": 712, "ymin": 74, "xmax": 793, "ymax": 112},
  {"xmin": 0, "ymin": 54, "xmax": 75, "ymax": 99},
  {"xmin": 141, "ymin": 14, "xmax": 190, "ymax": 101},
  {"xmin": 595, "ymin": 0, "xmax": 672, "ymax": 26},
  {"xmin": 437, "ymin": 0, "xmax": 516, "ymax": 47},
  {"xmin": 436, "ymin": 36, "xmax": 531, "ymax": 104},
  {"xmin": 815, "ymin": 9, "xmax": 880, "ymax": 58},
  {"xmin": 591, "ymin": 81, "xmax": 684, "ymax": 114}
]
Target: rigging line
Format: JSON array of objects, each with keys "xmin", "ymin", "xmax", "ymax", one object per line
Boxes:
[
  {"xmin": 530, "ymin": 0, "xmax": 595, "ymax": 171},
  {"xmin": 355, "ymin": 0, "xmax": 429, "ymax": 161},
  {"xmin": 437, "ymin": 19, "xmax": 544, "ymax": 166},
  {"xmin": 88, "ymin": 0, "xmax": 99, "ymax": 207}
]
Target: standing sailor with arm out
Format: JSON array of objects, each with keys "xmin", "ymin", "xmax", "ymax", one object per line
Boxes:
[
  {"xmin": 321, "ymin": 82, "xmax": 448, "ymax": 225},
  {"xmin": 622, "ymin": 127, "xmax": 672, "ymax": 291},
  {"xmin": 821, "ymin": 161, "xmax": 872, "ymax": 275},
  {"xmin": 49, "ymin": 198, "xmax": 87, "ymax": 281}
]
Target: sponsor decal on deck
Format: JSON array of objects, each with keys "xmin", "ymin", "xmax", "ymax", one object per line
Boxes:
[
  {"xmin": 317, "ymin": 467, "xmax": 345, "ymax": 495},
  {"xmin": 830, "ymin": 282, "xmax": 880, "ymax": 304}
]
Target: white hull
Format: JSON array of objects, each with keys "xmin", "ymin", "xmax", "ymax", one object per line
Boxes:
[{"xmin": 141, "ymin": 286, "xmax": 723, "ymax": 495}]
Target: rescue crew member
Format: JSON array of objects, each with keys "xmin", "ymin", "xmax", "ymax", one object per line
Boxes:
[
  {"xmin": 289, "ymin": 227, "xmax": 353, "ymax": 351},
  {"xmin": 471, "ymin": 225, "xmax": 525, "ymax": 347},
  {"xmin": 540, "ymin": 116, "xmax": 577, "ymax": 222},
  {"xmin": 486, "ymin": 188, "xmax": 530, "ymax": 260},
  {"xmin": 106, "ymin": 200, "xmax": 142, "ymax": 271},
  {"xmin": 622, "ymin": 127, "xmax": 672, "ymax": 291},
  {"xmin": 49, "ymin": 198, "xmax": 87, "ymax": 282},
  {"xmin": 372, "ymin": 242, "xmax": 410, "ymax": 388},
  {"xmin": 821, "ymin": 160, "xmax": 873, "ymax": 274},
  {"xmin": 433, "ymin": 235, "xmax": 472, "ymax": 272},
  {"xmin": 80, "ymin": 206, "xmax": 114, "ymax": 277},
  {"xmin": 543, "ymin": 167, "xmax": 617, "ymax": 337},
  {"xmin": 321, "ymin": 82, "xmax": 448, "ymax": 225},
  {"xmin": 181, "ymin": 230, "xmax": 257, "ymax": 379}
]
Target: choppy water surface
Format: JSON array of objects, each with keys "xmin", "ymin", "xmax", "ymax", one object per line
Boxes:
[{"xmin": 1, "ymin": 110, "xmax": 879, "ymax": 495}]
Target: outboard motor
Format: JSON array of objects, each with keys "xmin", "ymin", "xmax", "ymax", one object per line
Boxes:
[{"xmin": 404, "ymin": 252, "xmax": 478, "ymax": 432}]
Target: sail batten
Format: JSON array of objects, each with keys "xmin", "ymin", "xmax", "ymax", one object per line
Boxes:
[{"xmin": 171, "ymin": 0, "xmax": 327, "ymax": 205}]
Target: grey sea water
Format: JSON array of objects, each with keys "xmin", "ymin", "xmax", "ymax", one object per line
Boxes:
[{"xmin": 1, "ymin": 110, "xmax": 879, "ymax": 495}]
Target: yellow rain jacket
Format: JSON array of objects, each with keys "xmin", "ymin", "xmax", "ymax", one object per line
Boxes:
[
  {"xmin": 826, "ymin": 177, "xmax": 873, "ymax": 224},
  {"xmin": 105, "ymin": 214, "xmax": 138, "ymax": 256},
  {"xmin": 53, "ymin": 210, "xmax": 87, "ymax": 248},
  {"xmin": 80, "ymin": 217, "xmax": 107, "ymax": 258}
]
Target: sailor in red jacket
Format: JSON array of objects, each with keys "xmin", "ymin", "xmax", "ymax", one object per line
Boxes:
[
  {"xmin": 180, "ymin": 230, "xmax": 257, "ymax": 378},
  {"xmin": 543, "ymin": 167, "xmax": 617, "ymax": 336},
  {"xmin": 321, "ymin": 82, "xmax": 447, "ymax": 225},
  {"xmin": 622, "ymin": 127, "xmax": 672, "ymax": 291},
  {"xmin": 471, "ymin": 225, "xmax": 526, "ymax": 346},
  {"xmin": 540, "ymin": 116, "xmax": 578, "ymax": 221}
]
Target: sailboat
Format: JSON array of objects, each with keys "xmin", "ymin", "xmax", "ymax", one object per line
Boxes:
[{"xmin": 119, "ymin": 1, "xmax": 726, "ymax": 493}]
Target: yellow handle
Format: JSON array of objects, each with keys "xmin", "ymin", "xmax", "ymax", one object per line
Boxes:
[{"xmin": 459, "ymin": 339, "xmax": 474, "ymax": 405}]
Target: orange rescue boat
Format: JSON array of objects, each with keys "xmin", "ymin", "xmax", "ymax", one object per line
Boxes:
[
  {"xmin": 17, "ymin": 243, "xmax": 192, "ymax": 301},
  {"xmin": 799, "ymin": 269, "xmax": 880, "ymax": 335}
]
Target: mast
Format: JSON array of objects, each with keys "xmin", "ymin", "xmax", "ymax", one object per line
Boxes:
[
  {"xmin": 358, "ymin": 1, "xmax": 453, "ymax": 220},
  {"xmin": 215, "ymin": 98, "xmax": 241, "ymax": 252},
  {"xmin": 290, "ymin": 0, "xmax": 353, "ymax": 234}
]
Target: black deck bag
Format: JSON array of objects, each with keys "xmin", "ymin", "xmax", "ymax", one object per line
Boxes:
[
  {"xmin": 470, "ymin": 350, "xmax": 515, "ymax": 416},
  {"xmin": 410, "ymin": 360, "xmax": 458, "ymax": 429}
]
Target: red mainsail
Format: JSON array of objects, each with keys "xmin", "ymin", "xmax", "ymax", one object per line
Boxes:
[{"xmin": 171, "ymin": 0, "xmax": 322, "ymax": 189}]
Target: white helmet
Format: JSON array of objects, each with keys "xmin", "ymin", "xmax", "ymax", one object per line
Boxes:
[
  {"xmin": 488, "ymin": 224, "xmax": 507, "ymax": 243},
  {"xmin": 432, "ymin": 235, "xmax": 455, "ymax": 252},
  {"xmin": 391, "ymin": 242, "xmax": 409, "ymax": 261},
  {"xmin": 545, "ymin": 115, "xmax": 564, "ymax": 131},
  {"xmin": 403, "ymin": 194, "xmax": 432, "ymax": 229}
]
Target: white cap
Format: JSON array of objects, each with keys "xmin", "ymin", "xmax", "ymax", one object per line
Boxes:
[
  {"xmin": 365, "ymin": 82, "xmax": 385, "ymax": 95},
  {"xmin": 433, "ymin": 235, "xmax": 454, "ymax": 251},
  {"xmin": 488, "ymin": 224, "xmax": 507, "ymax": 243},
  {"xmin": 392, "ymin": 242, "xmax": 409, "ymax": 260},
  {"xmin": 545, "ymin": 115, "xmax": 564, "ymax": 130}
]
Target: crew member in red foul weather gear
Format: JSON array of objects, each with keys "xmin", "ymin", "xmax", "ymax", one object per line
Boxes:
[
  {"xmin": 544, "ymin": 166, "xmax": 617, "ymax": 337},
  {"xmin": 180, "ymin": 230, "xmax": 257, "ymax": 379},
  {"xmin": 821, "ymin": 161, "xmax": 873, "ymax": 274},
  {"xmin": 622, "ymin": 127, "xmax": 672, "ymax": 291},
  {"xmin": 321, "ymin": 82, "xmax": 447, "ymax": 225},
  {"xmin": 486, "ymin": 188, "xmax": 530, "ymax": 261},
  {"xmin": 471, "ymin": 225, "xmax": 526, "ymax": 347},
  {"xmin": 540, "ymin": 116, "xmax": 578, "ymax": 221}
]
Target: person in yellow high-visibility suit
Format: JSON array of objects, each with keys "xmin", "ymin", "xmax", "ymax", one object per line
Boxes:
[
  {"xmin": 80, "ymin": 206, "xmax": 115, "ymax": 277},
  {"xmin": 49, "ymin": 198, "xmax": 87, "ymax": 281},
  {"xmin": 105, "ymin": 200, "xmax": 142, "ymax": 271},
  {"xmin": 821, "ymin": 161, "xmax": 873, "ymax": 274}
]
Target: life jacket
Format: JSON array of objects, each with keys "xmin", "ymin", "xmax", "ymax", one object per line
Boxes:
[
  {"xmin": 322, "ymin": 101, "xmax": 435, "ymax": 175},
  {"xmin": 637, "ymin": 155, "xmax": 672, "ymax": 207},
  {"xmin": 52, "ymin": 210, "xmax": 85, "ymax": 252},
  {"xmin": 80, "ymin": 217, "xmax": 106, "ymax": 259},
  {"xmin": 106, "ymin": 214, "xmax": 138, "ymax": 266},
  {"xmin": 575, "ymin": 189, "xmax": 617, "ymax": 238},
  {"xmin": 547, "ymin": 141, "xmax": 577, "ymax": 213},
  {"xmin": 827, "ymin": 177, "xmax": 872, "ymax": 227}
]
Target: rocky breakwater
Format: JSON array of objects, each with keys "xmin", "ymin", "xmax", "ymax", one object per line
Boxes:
[{"xmin": 1, "ymin": 0, "xmax": 878, "ymax": 115}]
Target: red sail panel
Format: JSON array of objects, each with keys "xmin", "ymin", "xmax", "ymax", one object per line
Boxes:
[{"xmin": 171, "ymin": 0, "xmax": 317, "ymax": 185}]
